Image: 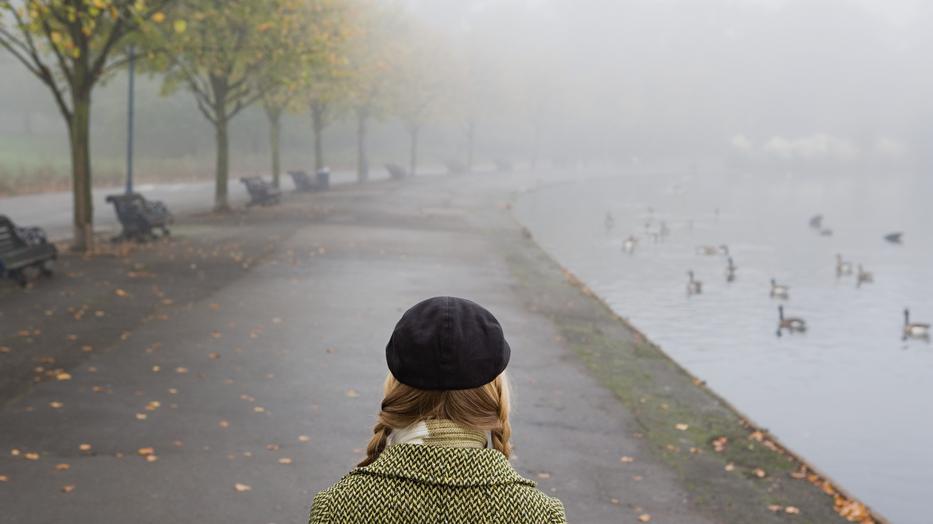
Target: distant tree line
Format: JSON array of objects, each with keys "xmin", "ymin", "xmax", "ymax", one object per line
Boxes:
[{"xmin": 0, "ymin": 0, "xmax": 495, "ymax": 251}]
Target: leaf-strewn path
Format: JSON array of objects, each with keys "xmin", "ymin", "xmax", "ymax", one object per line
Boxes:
[{"xmin": 0, "ymin": 171, "xmax": 851, "ymax": 523}]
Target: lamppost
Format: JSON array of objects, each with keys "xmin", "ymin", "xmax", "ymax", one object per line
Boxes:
[{"xmin": 125, "ymin": 45, "xmax": 136, "ymax": 194}]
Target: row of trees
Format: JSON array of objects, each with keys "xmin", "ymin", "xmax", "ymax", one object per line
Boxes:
[{"xmin": 0, "ymin": 0, "xmax": 458, "ymax": 250}]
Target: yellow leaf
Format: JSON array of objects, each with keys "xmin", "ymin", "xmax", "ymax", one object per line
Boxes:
[
  {"xmin": 173, "ymin": 19, "xmax": 187, "ymax": 34},
  {"xmin": 234, "ymin": 483, "xmax": 251, "ymax": 492},
  {"xmin": 152, "ymin": 11, "xmax": 165, "ymax": 23}
]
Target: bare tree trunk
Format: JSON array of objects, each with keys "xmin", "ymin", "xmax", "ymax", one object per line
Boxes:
[
  {"xmin": 408, "ymin": 124, "xmax": 419, "ymax": 177},
  {"xmin": 311, "ymin": 102, "xmax": 326, "ymax": 172},
  {"xmin": 214, "ymin": 112, "xmax": 230, "ymax": 212},
  {"xmin": 265, "ymin": 105, "xmax": 282, "ymax": 187},
  {"xmin": 69, "ymin": 92, "xmax": 94, "ymax": 251},
  {"xmin": 356, "ymin": 107, "xmax": 369, "ymax": 183}
]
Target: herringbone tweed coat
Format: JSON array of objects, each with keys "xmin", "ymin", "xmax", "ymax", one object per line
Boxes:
[{"xmin": 309, "ymin": 444, "xmax": 567, "ymax": 523}]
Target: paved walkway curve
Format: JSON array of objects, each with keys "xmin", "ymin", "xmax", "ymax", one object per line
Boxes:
[{"xmin": 0, "ymin": 171, "xmax": 847, "ymax": 523}]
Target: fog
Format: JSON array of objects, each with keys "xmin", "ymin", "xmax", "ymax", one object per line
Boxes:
[{"xmin": 3, "ymin": 0, "xmax": 932, "ymax": 190}]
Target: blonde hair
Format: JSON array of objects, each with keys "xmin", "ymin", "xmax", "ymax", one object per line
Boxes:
[{"xmin": 358, "ymin": 372, "xmax": 512, "ymax": 467}]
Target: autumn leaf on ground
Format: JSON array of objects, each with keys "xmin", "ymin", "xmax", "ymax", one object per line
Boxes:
[
  {"xmin": 278, "ymin": 457, "xmax": 293, "ymax": 465},
  {"xmin": 638, "ymin": 514, "xmax": 651, "ymax": 522},
  {"xmin": 768, "ymin": 504, "xmax": 782, "ymax": 512},
  {"xmin": 56, "ymin": 372, "xmax": 72, "ymax": 381},
  {"xmin": 49, "ymin": 401, "xmax": 64, "ymax": 409},
  {"xmin": 785, "ymin": 506, "xmax": 800, "ymax": 514},
  {"xmin": 136, "ymin": 413, "xmax": 148, "ymax": 420},
  {"xmin": 298, "ymin": 435, "xmax": 311, "ymax": 443},
  {"xmin": 55, "ymin": 464, "xmax": 70, "ymax": 471},
  {"xmin": 345, "ymin": 389, "xmax": 359, "ymax": 398},
  {"xmin": 24, "ymin": 452, "xmax": 40, "ymax": 461},
  {"xmin": 536, "ymin": 472, "xmax": 551, "ymax": 480},
  {"xmin": 218, "ymin": 420, "xmax": 230, "ymax": 429},
  {"xmin": 137, "ymin": 447, "xmax": 155, "ymax": 457},
  {"xmin": 754, "ymin": 468, "xmax": 767, "ymax": 478},
  {"xmin": 674, "ymin": 423, "xmax": 689, "ymax": 431},
  {"xmin": 0, "ymin": 474, "xmax": 8, "ymax": 482},
  {"xmin": 724, "ymin": 463, "xmax": 735, "ymax": 472},
  {"xmin": 175, "ymin": 367, "xmax": 188, "ymax": 374},
  {"xmin": 62, "ymin": 484, "xmax": 76, "ymax": 493},
  {"xmin": 234, "ymin": 483, "xmax": 252, "ymax": 492},
  {"xmin": 0, "ymin": 346, "xmax": 11, "ymax": 353},
  {"xmin": 620, "ymin": 456, "xmax": 635, "ymax": 463},
  {"xmin": 712, "ymin": 436, "xmax": 728, "ymax": 452},
  {"xmin": 114, "ymin": 289, "xmax": 130, "ymax": 298},
  {"xmin": 253, "ymin": 406, "xmax": 266, "ymax": 413},
  {"xmin": 79, "ymin": 444, "xmax": 92, "ymax": 452}
]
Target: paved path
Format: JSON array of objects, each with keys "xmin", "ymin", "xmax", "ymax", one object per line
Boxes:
[
  {"xmin": 1, "ymin": 170, "xmax": 850, "ymax": 523},
  {"xmin": 0, "ymin": 170, "xmax": 721, "ymax": 523}
]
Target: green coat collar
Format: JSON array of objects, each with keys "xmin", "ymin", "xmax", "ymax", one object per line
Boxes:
[{"xmin": 352, "ymin": 444, "xmax": 536, "ymax": 488}]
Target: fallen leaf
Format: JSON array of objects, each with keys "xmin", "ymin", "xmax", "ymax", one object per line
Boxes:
[
  {"xmin": 137, "ymin": 447, "xmax": 155, "ymax": 456},
  {"xmin": 79, "ymin": 444, "xmax": 92, "ymax": 452},
  {"xmin": 345, "ymin": 389, "xmax": 359, "ymax": 398},
  {"xmin": 638, "ymin": 514, "xmax": 652, "ymax": 522},
  {"xmin": 49, "ymin": 401, "xmax": 64, "ymax": 409},
  {"xmin": 754, "ymin": 468, "xmax": 767, "ymax": 478},
  {"xmin": 620, "ymin": 456, "xmax": 635, "ymax": 463},
  {"xmin": 56, "ymin": 372, "xmax": 72, "ymax": 381},
  {"xmin": 145, "ymin": 455, "xmax": 158, "ymax": 463},
  {"xmin": 175, "ymin": 367, "xmax": 188, "ymax": 374},
  {"xmin": 145, "ymin": 401, "xmax": 161, "ymax": 411},
  {"xmin": 253, "ymin": 406, "xmax": 266, "ymax": 413},
  {"xmin": 62, "ymin": 484, "xmax": 76, "ymax": 493},
  {"xmin": 234, "ymin": 483, "xmax": 252, "ymax": 492},
  {"xmin": 24, "ymin": 452, "xmax": 40, "ymax": 461},
  {"xmin": 208, "ymin": 352, "xmax": 220, "ymax": 360},
  {"xmin": 725, "ymin": 463, "xmax": 735, "ymax": 472},
  {"xmin": 785, "ymin": 506, "xmax": 800, "ymax": 514},
  {"xmin": 675, "ymin": 423, "xmax": 689, "ymax": 431},
  {"xmin": 0, "ymin": 346, "xmax": 11, "ymax": 353},
  {"xmin": 278, "ymin": 457, "xmax": 293, "ymax": 465},
  {"xmin": 168, "ymin": 388, "xmax": 178, "ymax": 395},
  {"xmin": 536, "ymin": 472, "xmax": 551, "ymax": 480},
  {"xmin": 136, "ymin": 413, "xmax": 148, "ymax": 420},
  {"xmin": 298, "ymin": 435, "xmax": 311, "ymax": 443},
  {"xmin": 0, "ymin": 474, "xmax": 8, "ymax": 482},
  {"xmin": 114, "ymin": 289, "xmax": 129, "ymax": 298},
  {"xmin": 10, "ymin": 449, "xmax": 20, "ymax": 456},
  {"xmin": 55, "ymin": 463, "xmax": 70, "ymax": 471},
  {"xmin": 768, "ymin": 504, "xmax": 782, "ymax": 512},
  {"xmin": 218, "ymin": 420, "xmax": 230, "ymax": 429}
]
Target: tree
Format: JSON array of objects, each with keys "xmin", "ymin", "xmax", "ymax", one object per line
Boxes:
[
  {"xmin": 260, "ymin": 0, "xmax": 349, "ymax": 185},
  {"xmin": 391, "ymin": 27, "xmax": 448, "ymax": 176},
  {"xmin": 148, "ymin": 0, "xmax": 300, "ymax": 211},
  {"xmin": 0, "ymin": 0, "xmax": 171, "ymax": 250},
  {"xmin": 343, "ymin": 0, "xmax": 405, "ymax": 183}
]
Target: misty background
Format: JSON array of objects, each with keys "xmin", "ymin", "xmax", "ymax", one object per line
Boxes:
[{"xmin": 2, "ymin": 0, "xmax": 932, "ymax": 194}]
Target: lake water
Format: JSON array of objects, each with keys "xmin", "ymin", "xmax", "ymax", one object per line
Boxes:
[{"xmin": 513, "ymin": 169, "xmax": 933, "ymax": 524}]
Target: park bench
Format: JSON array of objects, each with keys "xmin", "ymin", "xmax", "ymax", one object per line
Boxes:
[
  {"xmin": 240, "ymin": 176, "xmax": 282, "ymax": 206},
  {"xmin": 105, "ymin": 193, "xmax": 172, "ymax": 242},
  {"xmin": 385, "ymin": 163, "xmax": 409, "ymax": 180},
  {"xmin": 0, "ymin": 215, "xmax": 57, "ymax": 286},
  {"xmin": 287, "ymin": 169, "xmax": 331, "ymax": 193}
]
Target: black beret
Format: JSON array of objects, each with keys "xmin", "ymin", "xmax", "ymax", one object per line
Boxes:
[{"xmin": 386, "ymin": 297, "xmax": 511, "ymax": 390}]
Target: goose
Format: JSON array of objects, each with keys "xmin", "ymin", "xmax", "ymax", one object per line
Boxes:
[
  {"xmin": 856, "ymin": 265, "xmax": 873, "ymax": 288},
  {"xmin": 903, "ymin": 309, "xmax": 930, "ymax": 341},
  {"xmin": 777, "ymin": 306, "xmax": 807, "ymax": 337},
  {"xmin": 809, "ymin": 214, "xmax": 823, "ymax": 229},
  {"xmin": 835, "ymin": 254, "xmax": 853, "ymax": 277},
  {"xmin": 770, "ymin": 278, "xmax": 789, "ymax": 299},
  {"xmin": 686, "ymin": 271, "xmax": 703, "ymax": 296},
  {"xmin": 725, "ymin": 257, "xmax": 737, "ymax": 283},
  {"xmin": 604, "ymin": 212, "xmax": 615, "ymax": 231},
  {"xmin": 622, "ymin": 235, "xmax": 638, "ymax": 254},
  {"xmin": 884, "ymin": 232, "xmax": 903, "ymax": 244}
]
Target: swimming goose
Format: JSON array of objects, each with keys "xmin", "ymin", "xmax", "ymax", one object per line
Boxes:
[
  {"xmin": 622, "ymin": 235, "xmax": 638, "ymax": 254},
  {"xmin": 725, "ymin": 257, "xmax": 737, "ymax": 283},
  {"xmin": 777, "ymin": 306, "xmax": 807, "ymax": 337},
  {"xmin": 884, "ymin": 232, "xmax": 903, "ymax": 244},
  {"xmin": 903, "ymin": 309, "xmax": 930, "ymax": 341},
  {"xmin": 835, "ymin": 254, "xmax": 853, "ymax": 277},
  {"xmin": 856, "ymin": 265, "xmax": 873, "ymax": 288},
  {"xmin": 770, "ymin": 278, "xmax": 789, "ymax": 299},
  {"xmin": 686, "ymin": 271, "xmax": 703, "ymax": 295}
]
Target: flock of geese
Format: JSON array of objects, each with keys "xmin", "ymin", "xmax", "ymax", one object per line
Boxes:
[{"xmin": 605, "ymin": 210, "xmax": 931, "ymax": 342}]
